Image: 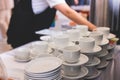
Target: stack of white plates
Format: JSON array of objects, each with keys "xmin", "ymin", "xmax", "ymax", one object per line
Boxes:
[{"xmin": 24, "ymin": 57, "xmax": 63, "ymax": 80}]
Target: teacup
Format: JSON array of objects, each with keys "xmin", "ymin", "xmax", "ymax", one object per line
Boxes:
[
  {"xmin": 75, "ymin": 25, "xmax": 88, "ymax": 36},
  {"xmin": 66, "ymin": 29, "xmax": 80, "ymax": 41},
  {"xmin": 79, "ymin": 37, "xmax": 95, "ymax": 52},
  {"xmin": 97, "ymin": 27, "xmax": 110, "ymax": 38},
  {"xmin": 90, "ymin": 31, "xmax": 103, "ymax": 45},
  {"xmin": 14, "ymin": 47, "xmax": 30, "ymax": 61},
  {"xmin": 62, "ymin": 45, "xmax": 81, "ymax": 63},
  {"xmin": 31, "ymin": 41, "xmax": 48, "ymax": 53},
  {"xmin": 62, "ymin": 64, "xmax": 81, "ymax": 76},
  {"xmin": 53, "ymin": 34, "xmax": 69, "ymax": 48}
]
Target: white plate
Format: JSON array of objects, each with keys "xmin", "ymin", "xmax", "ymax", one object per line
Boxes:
[
  {"xmin": 107, "ymin": 44, "xmax": 116, "ymax": 50},
  {"xmin": 24, "ymin": 71, "xmax": 61, "ymax": 80},
  {"xmin": 25, "ymin": 57, "xmax": 62, "ymax": 73},
  {"xmin": 49, "ymin": 42, "xmax": 75, "ymax": 50},
  {"xmin": 14, "ymin": 57, "xmax": 31, "ymax": 62},
  {"xmin": 30, "ymin": 47, "xmax": 54, "ymax": 59},
  {"xmin": 85, "ymin": 70, "xmax": 101, "ymax": 79},
  {"xmin": 96, "ymin": 61, "xmax": 109, "ymax": 69},
  {"xmin": 106, "ymin": 53, "xmax": 113, "ymax": 61},
  {"xmin": 40, "ymin": 35, "xmax": 51, "ymax": 41},
  {"xmin": 35, "ymin": 29, "xmax": 63, "ymax": 36},
  {"xmin": 85, "ymin": 57, "xmax": 100, "ymax": 66},
  {"xmin": 82, "ymin": 31, "xmax": 91, "ymax": 37},
  {"xmin": 62, "ymin": 66, "xmax": 88, "ymax": 79},
  {"xmin": 107, "ymin": 33, "xmax": 116, "ymax": 39},
  {"xmin": 97, "ymin": 50, "xmax": 108, "ymax": 58},
  {"xmin": 25, "ymin": 68, "xmax": 61, "ymax": 77},
  {"xmin": 81, "ymin": 46, "xmax": 102, "ymax": 54},
  {"xmin": 63, "ymin": 54, "xmax": 89, "ymax": 66},
  {"xmin": 99, "ymin": 38, "xmax": 109, "ymax": 46}
]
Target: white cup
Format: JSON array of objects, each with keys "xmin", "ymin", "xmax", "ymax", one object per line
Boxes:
[
  {"xmin": 66, "ymin": 29, "xmax": 80, "ymax": 41},
  {"xmin": 62, "ymin": 45, "xmax": 80, "ymax": 63},
  {"xmin": 62, "ymin": 65, "xmax": 81, "ymax": 76},
  {"xmin": 31, "ymin": 41, "xmax": 48, "ymax": 53},
  {"xmin": 97, "ymin": 27, "xmax": 110, "ymax": 38},
  {"xmin": 54, "ymin": 34, "xmax": 69, "ymax": 48},
  {"xmin": 75, "ymin": 25, "xmax": 88, "ymax": 36},
  {"xmin": 79, "ymin": 37, "xmax": 95, "ymax": 52},
  {"xmin": 14, "ymin": 47, "xmax": 30, "ymax": 60},
  {"xmin": 90, "ymin": 31, "xmax": 103, "ymax": 45}
]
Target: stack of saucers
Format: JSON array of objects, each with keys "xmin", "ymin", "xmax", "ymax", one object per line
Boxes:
[{"xmin": 24, "ymin": 57, "xmax": 62, "ymax": 80}]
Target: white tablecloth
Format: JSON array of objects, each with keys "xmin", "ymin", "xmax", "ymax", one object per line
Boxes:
[{"xmin": 0, "ymin": 45, "xmax": 120, "ymax": 80}]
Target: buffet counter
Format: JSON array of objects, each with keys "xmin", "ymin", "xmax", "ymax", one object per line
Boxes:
[{"xmin": 0, "ymin": 41, "xmax": 119, "ymax": 80}]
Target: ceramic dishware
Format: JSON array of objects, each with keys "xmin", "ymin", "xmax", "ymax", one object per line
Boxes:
[
  {"xmin": 97, "ymin": 27, "xmax": 110, "ymax": 38},
  {"xmin": 90, "ymin": 31, "xmax": 103, "ymax": 45},
  {"xmin": 62, "ymin": 45, "xmax": 81, "ymax": 63},
  {"xmin": 14, "ymin": 47, "xmax": 30, "ymax": 61},
  {"xmin": 79, "ymin": 37, "xmax": 95, "ymax": 52}
]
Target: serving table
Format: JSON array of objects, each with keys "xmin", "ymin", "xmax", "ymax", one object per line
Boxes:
[{"xmin": 0, "ymin": 42, "xmax": 119, "ymax": 80}]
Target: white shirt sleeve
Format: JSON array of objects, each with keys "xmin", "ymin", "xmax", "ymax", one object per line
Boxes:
[{"xmin": 46, "ymin": 0, "xmax": 66, "ymax": 8}]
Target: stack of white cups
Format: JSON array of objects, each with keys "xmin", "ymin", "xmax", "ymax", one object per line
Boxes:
[
  {"xmin": 95, "ymin": 27, "xmax": 110, "ymax": 69},
  {"xmin": 61, "ymin": 45, "xmax": 89, "ymax": 80},
  {"xmin": 79, "ymin": 37, "xmax": 102, "ymax": 79}
]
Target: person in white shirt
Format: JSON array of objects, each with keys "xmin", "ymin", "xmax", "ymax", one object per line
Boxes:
[{"xmin": 7, "ymin": 0, "xmax": 96, "ymax": 48}]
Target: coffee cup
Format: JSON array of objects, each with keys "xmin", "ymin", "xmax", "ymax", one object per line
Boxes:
[
  {"xmin": 97, "ymin": 27, "xmax": 110, "ymax": 38},
  {"xmin": 79, "ymin": 37, "xmax": 95, "ymax": 52},
  {"xmin": 53, "ymin": 34, "xmax": 69, "ymax": 48},
  {"xmin": 90, "ymin": 31, "xmax": 103, "ymax": 45},
  {"xmin": 14, "ymin": 47, "xmax": 30, "ymax": 61},
  {"xmin": 31, "ymin": 41, "xmax": 48, "ymax": 53},
  {"xmin": 62, "ymin": 45, "xmax": 80, "ymax": 63},
  {"xmin": 66, "ymin": 29, "xmax": 80, "ymax": 41},
  {"xmin": 75, "ymin": 25, "xmax": 88, "ymax": 36}
]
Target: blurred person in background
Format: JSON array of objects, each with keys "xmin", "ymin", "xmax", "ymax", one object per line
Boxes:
[
  {"xmin": 0, "ymin": 0, "xmax": 14, "ymax": 41},
  {"xmin": 7, "ymin": 0, "xmax": 96, "ymax": 48}
]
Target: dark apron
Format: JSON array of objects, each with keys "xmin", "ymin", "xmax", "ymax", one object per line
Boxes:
[{"xmin": 7, "ymin": 0, "xmax": 56, "ymax": 48}]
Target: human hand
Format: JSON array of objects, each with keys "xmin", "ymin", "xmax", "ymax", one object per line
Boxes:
[{"xmin": 88, "ymin": 25, "xmax": 97, "ymax": 31}]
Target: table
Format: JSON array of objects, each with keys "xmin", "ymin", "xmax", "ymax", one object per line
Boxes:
[{"xmin": 0, "ymin": 43, "xmax": 120, "ymax": 80}]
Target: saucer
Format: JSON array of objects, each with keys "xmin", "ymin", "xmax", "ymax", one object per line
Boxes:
[
  {"xmin": 107, "ymin": 44, "xmax": 116, "ymax": 50},
  {"xmin": 63, "ymin": 54, "xmax": 89, "ymax": 66},
  {"xmin": 107, "ymin": 33, "xmax": 116, "ymax": 39},
  {"xmin": 62, "ymin": 66, "xmax": 88, "ymax": 79},
  {"xmin": 85, "ymin": 70, "xmax": 101, "ymax": 80},
  {"xmin": 14, "ymin": 57, "xmax": 31, "ymax": 62},
  {"xmin": 35, "ymin": 54, "xmax": 54, "ymax": 58},
  {"xmin": 30, "ymin": 48, "xmax": 54, "ymax": 59},
  {"xmin": 96, "ymin": 60, "xmax": 109, "ymax": 69},
  {"xmin": 35, "ymin": 29, "xmax": 63, "ymax": 36},
  {"xmin": 85, "ymin": 57, "xmax": 100, "ymax": 66},
  {"xmin": 82, "ymin": 31, "xmax": 91, "ymax": 37},
  {"xmin": 106, "ymin": 53, "xmax": 113, "ymax": 61},
  {"xmin": 99, "ymin": 38, "xmax": 109, "ymax": 46},
  {"xmin": 81, "ymin": 46, "xmax": 102, "ymax": 54},
  {"xmin": 48, "ymin": 42, "xmax": 75, "ymax": 50},
  {"xmin": 40, "ymin": 35, "xmax": 52, "ymax": 41},
  {"xmin": 97, "ymin": 50, "xmax": 108, "ymax": 58}
]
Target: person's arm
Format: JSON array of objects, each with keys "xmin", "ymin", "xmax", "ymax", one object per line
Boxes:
[{"xmin": 54, "ymin": 3, "xmax": 96, "ymax": 31}]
